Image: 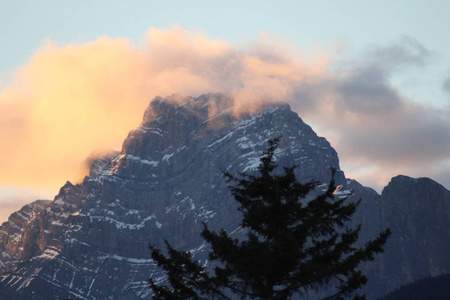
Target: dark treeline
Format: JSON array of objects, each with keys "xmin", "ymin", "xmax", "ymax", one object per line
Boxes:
[{"xmin": 378, "ymin": 273, "xmax": 450, "ymax": 300}]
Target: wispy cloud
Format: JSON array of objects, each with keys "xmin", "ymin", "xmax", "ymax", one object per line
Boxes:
[
  {"xmin": 294, "ymin": 38, "xmax": 450, "ymax": 189},
  {"xmin": 363, "ymin": 36, "xmax": 432, "ymax": 70}
]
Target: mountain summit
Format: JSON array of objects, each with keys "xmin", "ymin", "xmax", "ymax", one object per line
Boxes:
[
  {"xmin": 0, "ymin": 94, "xmax": 344, "ymax": 299},
  {"xmin": 0, "ymin": 94, "xmax": 448, "ymax": 299}
]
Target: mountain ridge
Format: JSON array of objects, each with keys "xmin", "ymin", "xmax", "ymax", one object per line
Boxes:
[{"xmin": 0, "ymin": 93, "xmax": 448, "ymax": 299}]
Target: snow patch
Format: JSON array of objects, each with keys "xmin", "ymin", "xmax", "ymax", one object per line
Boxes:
[
  {"xmin": 99, "ymin": 253, "xmax": 153, "ymax": 264},
  {"xmin": 126, "ymin": 154, "xmax": 158, "ymax": 167},
  {"xmin": 207, "ymin": 132, "xmax": 233, "ymax": 148}
]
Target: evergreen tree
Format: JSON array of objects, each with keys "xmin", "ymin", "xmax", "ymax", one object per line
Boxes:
[{"xmin": 149, "ymin": 138, "xmax": 391, "ymax": 300}]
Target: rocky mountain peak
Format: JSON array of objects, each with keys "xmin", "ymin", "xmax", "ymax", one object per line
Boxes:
[
  {"xmin": 115, "ymin": 93, "xmax": 340, "ymax": 183},
  {"xmin": 0, "ymin": 93, "xmax": 346, "ymax": 299},
  {"xmin": 0, "ymin": 94, "xmax": 448, "ymax": 299}
]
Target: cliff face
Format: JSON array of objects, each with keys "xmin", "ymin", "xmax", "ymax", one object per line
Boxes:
[
  {"xmin": 345, "ymin": 175, "xmax": 450, "ymax": 299},
  {"xmin": 0, "ymin": 200, "xmax": 52, "ymax": 273},
  {"xmin": 376, "ymin": 175, "xmax": 450, "ymax": 296},
  {"xmin": 0, "ymin": 94, "xmax": 346, "ymax": 299}
]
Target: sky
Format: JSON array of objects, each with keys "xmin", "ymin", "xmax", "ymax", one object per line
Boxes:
[{"xmin": 1, "ymin": 0, "xmax": 450, "ymax": 222}]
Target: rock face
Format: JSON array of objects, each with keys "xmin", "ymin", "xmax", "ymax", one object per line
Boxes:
[
  {"xmin": 0, "ymin": 94, "xmax": 449, "ymax": 299},
  {"xmin": 376, "ymin": 176, "xmax": 450, "ymax": 297},
  {"xmin": 0, "ymin": 200, "xmax": 52, "ymax": 273},
  {"xmin": 0, "ymin": 94, "xmax": 346, "ymax": 299},
  {"xmin": 345, "ymin": 175, "xmax": 450, "ymax": 299}
]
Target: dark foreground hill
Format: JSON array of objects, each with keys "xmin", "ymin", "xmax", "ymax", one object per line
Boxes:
[
  {"xmin": 0, "ymin": 94, "xmax": 448, "ymax": 299},
  {"xmin": 377, "ymin": 273, "xmax": 450, "ymax": 300}
]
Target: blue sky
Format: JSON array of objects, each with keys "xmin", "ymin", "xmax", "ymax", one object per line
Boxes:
[
  {"xmin": 2, "ymin": 1, "xmax": 449, "ymax": 72},
  {"xmin": 1, "ymin": 0, "xmax": 450, "ymax": 221}
]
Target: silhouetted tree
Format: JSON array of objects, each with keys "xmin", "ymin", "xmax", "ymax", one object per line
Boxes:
[{"xmin": 149, "ymin": 138, "xmax": 391, "ymax": 300}]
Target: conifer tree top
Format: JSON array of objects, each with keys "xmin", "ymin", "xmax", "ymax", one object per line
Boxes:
[{"xmin": 149, "ymin": 138, "xmax": 391, "ymax": 300}]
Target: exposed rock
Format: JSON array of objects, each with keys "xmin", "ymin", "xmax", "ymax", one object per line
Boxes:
[
  {"xmin": 0, "ymin": 94, "xmax": 448, "ymax": 299},
  {"xmin": 0, "ymin": 94, "xmax": 346, "ymax": 299},
  {"xmin": 0, "ymin": 199, "xmax": 52, "ymax": 274},
  {"xmin": 375, "ymin": 175, "xmax": 450, "ymax": 297}
]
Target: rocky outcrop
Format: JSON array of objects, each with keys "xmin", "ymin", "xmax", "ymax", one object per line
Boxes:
[{"xmin": 0, "ymin": 199, "xmax": 52, "ymax": 273}]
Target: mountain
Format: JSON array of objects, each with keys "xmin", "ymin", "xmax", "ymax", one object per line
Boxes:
[
  {"xmin": 0, "ymin": 93, "xmax": 448, "ymax": 299},
  {"xmin": 375, "ymin": 175, "xmax": 450, "ymax": 296},
  {"xmin": 0, "ymin": 94, "xmax": 346, "ymax": 299},
  {"xmin": 345, "ymin": 175, "xmax": 450, "ymax": 299},
  {"xmin": 0, "ymin": 199, "xmax": 52, "ymax": 273}
]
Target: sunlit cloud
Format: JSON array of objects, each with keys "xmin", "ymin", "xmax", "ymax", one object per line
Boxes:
[
  {"xmin": 0, "ymin": 26, "xmax": 449, "ymax": 221},
  {"xmin": 0, "ymin": 26, "xmax": 327, "ymax": 192}
]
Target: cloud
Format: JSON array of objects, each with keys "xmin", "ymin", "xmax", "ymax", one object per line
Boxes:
[
  {"xmin": 292, "ymin": 39, "xmax": 450, "ymax": 191},
  {"xmin": 0, "ymin": 25, "xmax": 449, "ymax": 220},
  {"xmin": 336, "ymin": 66, "xmax": 402, "ymax": 114},
  {"xmin": 363, "ymin": 36, "xmax": 432, "ymax": 70},
  {"xmin": 0, "ymin": 26, "xmax": 328, "ymax": 193},
  {"xmin": 335, "ymin": 41, "xmax": 450, "ymax": 190},
  {"xmin": 443, "ymin": 75, "xmax": 450, "ymax": 94}
]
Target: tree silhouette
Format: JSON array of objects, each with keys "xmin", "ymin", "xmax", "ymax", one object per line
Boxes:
[{"xmin": 149, "ymin": 137, "xmax": 391, "ymax": 300}]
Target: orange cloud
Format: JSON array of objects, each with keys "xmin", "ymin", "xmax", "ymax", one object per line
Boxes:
[
  {"xmin": 1, "ymin": 25, "xmax": 449, "ymax": 218},
  {"xmin": 0, "ymin": 26, "xmax": 329, "ymax": 194}
]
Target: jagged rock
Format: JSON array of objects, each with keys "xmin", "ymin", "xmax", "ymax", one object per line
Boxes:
[
  {"xmin": 0, "ymin": 94, "xmax": 346, "ymax": 299},
  {"xmin": 0, "ymin": 94, "xmax": 449, "ymax": 299},
  {"xmin": 0, "ymin": 199, "xmax": 52, "ymax": 273}
]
